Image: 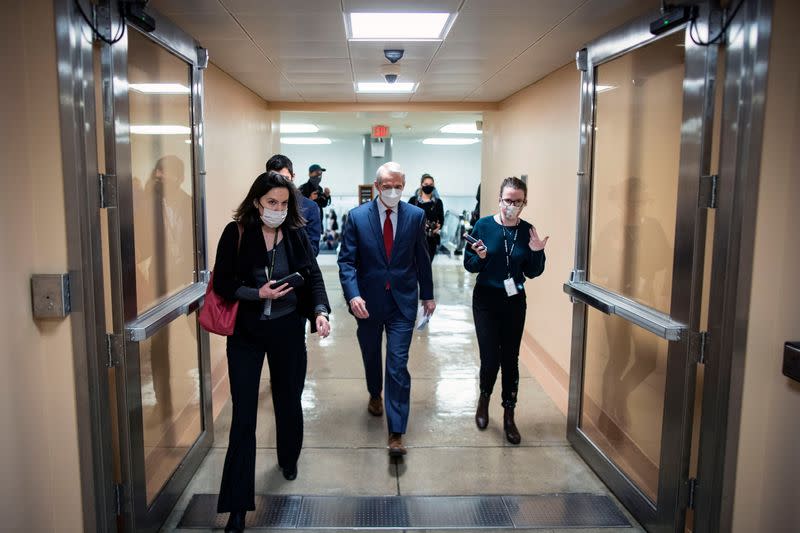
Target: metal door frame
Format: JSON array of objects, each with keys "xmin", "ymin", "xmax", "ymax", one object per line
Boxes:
[
  {"xmin": 99, "ymin": 3, "xmax": 213, "ymax": 531},
  {"xmin": 564, "ymin": 3, "xmax": 719, "ymax": 530}
]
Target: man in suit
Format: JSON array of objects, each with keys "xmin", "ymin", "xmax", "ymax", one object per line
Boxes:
[
  {"xmin": 266, "ymin": 154, "xmax": 322, "ymax": 256},
  {"xmin": 338, "ymin": 161, "xmax": 436, "ymax": 456}
]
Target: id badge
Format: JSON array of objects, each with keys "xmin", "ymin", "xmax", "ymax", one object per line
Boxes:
[{"xmin": 504, "ymin": 277, "xmax": 519, "ymax": 297}]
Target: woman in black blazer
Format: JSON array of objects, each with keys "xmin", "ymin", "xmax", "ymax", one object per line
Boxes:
[
  {"xmin": 408, "ymin": 173, "xmax": 445, "ymax": 261},
  {"xmin": 212, "ymin": 171, "xmax": 331, "ymax": 532}
]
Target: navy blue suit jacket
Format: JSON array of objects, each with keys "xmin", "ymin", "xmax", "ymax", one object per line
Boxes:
[
  {"xmin": 338, "ymin": 199, "xmax": 434, "ymax": 322},
  {"xmin": 299, "ymin": 195, "xmax": 321, "ymax": 256}
]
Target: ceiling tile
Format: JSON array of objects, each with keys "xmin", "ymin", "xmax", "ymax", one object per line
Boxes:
[
  {"xmin": 236, "ymin": 14, "xmax": 346, "ymax": 43},
  {"xmin": 348, "ymin": 41, "xmax": 440, "ymax": 61},
  {"xmin": 294, "ymin": 84, "xmax": 356, "ymax": 98},
  {"xmin": 203, "ymin": 39, "xmax": 273, "ymax": 73},
  {"xmin": 149, "ymin": 0, "xmax": 222, "ymax": 15},
  {"xmin": 343, "ymin": 0, "xmax": 462, "ymax": 13},
  {"xmin": 163, "ymin": 12, "xmax": 246, "ymax": 42},
  {"xmin": 223, "ymin": 0, "xmax": 342, "ymax": 14},
  {"xmin": 285, "ymin": 72, "xmax": 353, "ymax": 84}
]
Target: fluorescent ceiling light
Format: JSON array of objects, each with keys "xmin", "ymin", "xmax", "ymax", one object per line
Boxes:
[
  {"xmin": 130, "ymin": 125, "xmax": 191, "ymax": 135},
  {"xmin": 348, "ymin": 12, "xmax": 454, "ymax": 41},
  {"xmin": 357, "ymin": 82, "xmax": 417, "ymax": 93},
  {"xmin": 440, "ymin": 123, "xmax": 482, "ymax": 134},
  {"xmin": 422, "ymin": 137, "xmax": 481, "ymax": 145},
  {"xmin": 280, "ymin": 123, "xmax": 319, "ymax": 133},
  {"xmin": 281, "ymin": 137, "xmax": 332, "ymax": 145},
  {"xmin": 596, "ymin": 85, "xmax": 616, "ymax": 93},
  {"xmin": 129, "ymin": 83, "xmax": 190, "ymax": 94}
]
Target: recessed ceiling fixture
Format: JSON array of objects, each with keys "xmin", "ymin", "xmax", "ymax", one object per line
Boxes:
[
  {"xmin": 422, "ymin": 138, "xmax": 481, "ymax": 145},
  {"xmin": 440, "ymin": 123, "xmax": 482, "ymax": 134},
  {"xmin": 356, "ymin": 82, "xmax": 417, "ymax": 94},
  {"xmin": 281, "ymin": 137, "xmax": 332, "ymax": 145},
  {"xmin": 130, "ymin": 125, "xmax": 191, "ymax": 135},
  {"xmin": 129, "ymin": 83, "xmax": 190, "ymax": 94},
  {"xmin": 280, "ymin": 123, "xmax": 319, "ymax": 133},
  {"xmin": 347, "ymin": 12, "xmax": 456, "ymax": 41}
]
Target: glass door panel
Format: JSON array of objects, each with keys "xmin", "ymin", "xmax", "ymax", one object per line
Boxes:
[
  {"xmin": 588, "ymin": 32, "xmax": 685, "ymax": 314},
  {"xmin": 128, "ymin": 29, "xmax": 196, "ymax": 314},
  {"xmin": 140, "ymin": 311, "xmax": 203, "ymax": 504},
  {"xmin": 581, "ymin": 307, "xmax": 668, "ymax": 502}
]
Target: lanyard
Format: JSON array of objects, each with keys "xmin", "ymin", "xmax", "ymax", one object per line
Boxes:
[
  {"xmin": 502, "ymin": 226, "xmax": 518, "ymax": 278},
  {"xmin": 263, "ymin": 230, "xmax": 279, "ymax": 317}
]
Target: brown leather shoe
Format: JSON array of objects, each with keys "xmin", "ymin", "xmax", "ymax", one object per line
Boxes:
[
  {"xmin": 388, "ymin": 432, "xmax": 407, "ymax": 456},
  {"xmin": 368, "ymin": 395, "xmax": 383, "ymax": 416}
]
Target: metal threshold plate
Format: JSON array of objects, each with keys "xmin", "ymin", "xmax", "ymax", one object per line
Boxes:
[{"xmin": 179, "ymin": 493, "xmax": 630, "ymax": 529}]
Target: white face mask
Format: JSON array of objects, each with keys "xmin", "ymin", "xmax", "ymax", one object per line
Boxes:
[
  {"xmin": 261, "ymin": 208, "xmax": 287, "ymax": 228},
  {"xmin": 380, "ymin": 188, "xmax": 402, "ymax": 208},
  {"xmin": 501, "ymin": 203, "xmax": 522, "ymax": 220}
]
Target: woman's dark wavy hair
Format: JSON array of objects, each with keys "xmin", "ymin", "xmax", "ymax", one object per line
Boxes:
[
  {"xmin": 499, "ymin": 176, "xmax": 527, "ymax": 199},
  {"xmin": 233, "ymin": 171, "xmax": 306, "ymax": 229}
]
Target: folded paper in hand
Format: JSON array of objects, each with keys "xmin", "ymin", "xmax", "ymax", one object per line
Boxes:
[{"xmin": 415, "ymin": 305, "xmax": 431, "ymax": 330}]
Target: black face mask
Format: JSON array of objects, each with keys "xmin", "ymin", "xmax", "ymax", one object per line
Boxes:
[
  {"xmin": 421, "ymin": 185, "xmax": 435, "ymax": 194},
  {"xmin": 309, "ymin": 175, "xmax": 321, "ymax": 187}
]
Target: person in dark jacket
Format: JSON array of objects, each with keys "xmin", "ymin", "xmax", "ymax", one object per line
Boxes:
[
  {"xmin": 212, "ymin": 171, "xmax": 331, "ymax": 532},
  {"xmin": 266, "ymin": 154, "xmax": 322, "ymax": 256},
  {"xmin": 408, "ymin": 173, "xmax": 445, "ymax": 262},
  {"xmin": 464, "ymin": 177, "xmax": 548, "ymax": 445}
]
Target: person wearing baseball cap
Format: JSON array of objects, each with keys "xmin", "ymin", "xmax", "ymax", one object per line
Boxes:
[{"xmin": 300, "ymin": 164, "xmax": 331, "ymax": 216}]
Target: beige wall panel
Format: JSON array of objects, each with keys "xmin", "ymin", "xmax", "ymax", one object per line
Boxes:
[
  {"xmin": 0, "ymin": 0, "xmax": 83, "ymax": 530},
  {"xmin": 203, "ymin": 63, "xmax": 278, "ymax": 400},
  {"xmin": 480, "ymin": 64, "xmax": 580, "ymax": 390},
  {"xmin": 732, "ymin": 0, "xmax": 800, "ymax": 530}
]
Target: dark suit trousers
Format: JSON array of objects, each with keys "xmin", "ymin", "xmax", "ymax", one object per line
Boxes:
[
  {"xmin": 217, "ymin": 312, "xmax": 306, "ymax": 513},
  {"xmin": 356, "ymin": 289, "xmax": 415, "ymax": 434}
]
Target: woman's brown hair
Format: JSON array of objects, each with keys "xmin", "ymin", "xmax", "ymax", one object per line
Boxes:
[
  {"xmin": 499, "ymin": 176, "xmax": 527, "ymax": 199},
  {"xmin": 233, "ymin": 171, "xmax": 306, "ymax": 229}
]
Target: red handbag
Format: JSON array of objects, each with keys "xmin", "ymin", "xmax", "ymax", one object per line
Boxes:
[{"xmin": 199, "ymin": 224, "xmax": 242, "ymax": 336}]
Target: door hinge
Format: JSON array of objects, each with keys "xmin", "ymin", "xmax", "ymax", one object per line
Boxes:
[
  {"xmin": 687, "ymin": 477, "xmax": 698, "ymax": 510},
  {"xmin": 690, "ymin": 331, "xmax": 708, "ymax": 364},
  {"xmin": 106, "ymin": 333, "xmax": 124, "ymax": 368},
  {"xmin": 99, "ymin": 173, "xmax": 117, "ymax": 208},
  {"xmin": 114, "ymin": 483, "xmax": 125, "ymax": 515},
  {"xmin": 699, "ymin": 174, "xmax": 718, "ymax": 209}
]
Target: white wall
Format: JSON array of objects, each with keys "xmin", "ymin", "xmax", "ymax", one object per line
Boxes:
[{"xmin": 280, "ymin": 134, "xmax": 481, "ymax": 216}]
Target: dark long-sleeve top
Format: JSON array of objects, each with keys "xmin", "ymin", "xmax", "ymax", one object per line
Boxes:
[
  {"xmin": 408, "ymin": 196, "xmax": 445, "ymax": 228},
  {"xmin": 212, "ymin": 221, "xmax": 330, "ymax": 335},
  {"xmin": 464, "ymin": 215, "xmax": 546, "ymax": 291}
]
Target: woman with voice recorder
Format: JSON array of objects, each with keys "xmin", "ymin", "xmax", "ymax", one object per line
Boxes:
[
  {"xmin": 211, "ymin": 171, "xmax": 331, "ymax": 532},
  {"xmin": 463, "ymin": 177, "xmax": 548, "ymax": 445}
]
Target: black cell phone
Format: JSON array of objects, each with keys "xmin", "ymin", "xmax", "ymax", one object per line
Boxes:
[
  {"xmin": 272, "ymin": 272, "xmax": 305, "ymax": 288},
  {"xmin": 463, "ymin": 232, "xmax": 480, "ymax": 245}
]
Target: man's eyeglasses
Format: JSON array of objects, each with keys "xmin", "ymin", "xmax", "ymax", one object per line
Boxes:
[{"xmin": 501, "ymin": 198, "xmax": 525, "ymax": 207}]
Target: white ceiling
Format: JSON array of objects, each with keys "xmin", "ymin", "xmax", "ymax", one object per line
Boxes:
[{"xmin": 149, "ymin": 0, "xmax": 659, "ymax": 103}]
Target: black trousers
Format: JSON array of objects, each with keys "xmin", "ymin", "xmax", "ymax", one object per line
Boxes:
[
  {"xmin": 472, "ymin": 285, "xmax": 527, "ymax": 408},
  {"xmin": 217, "ymin": 311, "xmax": 306, "ymax": 513}
]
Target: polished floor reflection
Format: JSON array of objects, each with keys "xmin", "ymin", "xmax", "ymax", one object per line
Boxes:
[{"xmin": 161, "ymin": 256, "xmax": 642, "ymax": 532}]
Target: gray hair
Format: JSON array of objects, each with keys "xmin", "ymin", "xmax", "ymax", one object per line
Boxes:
[{"xmin": 375, "ymin": 161, "xmax": 406, "ymax": 185}]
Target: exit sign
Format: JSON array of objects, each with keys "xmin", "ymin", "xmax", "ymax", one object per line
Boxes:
[{"xmin": 372, "ymin": 125, "xmax": 390, "ymax": 138}]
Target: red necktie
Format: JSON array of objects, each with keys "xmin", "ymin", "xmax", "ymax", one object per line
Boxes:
[{"xmin": 383, "ymin": 208, "xmax": 394, "ymax": 260}]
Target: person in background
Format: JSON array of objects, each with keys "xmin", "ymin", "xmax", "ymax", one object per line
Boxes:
[
  {"xmin": 267, "ymin": 154, "xmax": 321, "ymax": 256},
  {"xmin": 338, "ymin": 162, "xmax": 435, "ymax": 457},
  {"xmin": 300, "ymin": 163, "xmax": 331, "ymax": 219},
  {"xmin": 212, "ymin": 171, "xmax": 331, "ymax": 533},
  {"xmin": 409, "ymin": 173, "xmax": 445, "ymax": 262},
  {"xmin": 463, "ymin": 177, "xmax": 548, "ymax": 445}
]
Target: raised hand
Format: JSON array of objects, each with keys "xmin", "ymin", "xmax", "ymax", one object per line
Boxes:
[{"xmin": 529, "ymin": 226, "xmax": 549, "ymax": 251}]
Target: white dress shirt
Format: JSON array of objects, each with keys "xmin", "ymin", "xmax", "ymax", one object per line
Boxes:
[{"xmin": 377, "ymin": 198, "xmax": 398, "ymax": 239}]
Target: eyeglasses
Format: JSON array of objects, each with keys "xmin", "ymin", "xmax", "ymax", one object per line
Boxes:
[{"xmin": 501, "ymin": 198, "xmax": 525, "ymax": 207}]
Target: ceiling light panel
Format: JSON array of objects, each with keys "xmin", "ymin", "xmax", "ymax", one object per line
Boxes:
[
  {"xmin": 281, "ymin": 137, "xmax": 332, "ymax": 145},
  {"xmin": 280, "ymin": 124, "xmax": 319, "ymax": 133},
  {"xmin": 440, "ymin": 123, "xmax": 482, "ymax": 134},
  {"xmin": 422, "ymin": 137, "xmax": 481, "ymax": 145},
  {"xmin": 356, "ymin": 82, "xmax": 417, "ymax": 93},
  {"xmin": 130, "ymin": 125, "xmax": 192, "ymax": 135},
  {"xmin": 347, "ymin": 12, "xmax": 456, "ymax": 41}
]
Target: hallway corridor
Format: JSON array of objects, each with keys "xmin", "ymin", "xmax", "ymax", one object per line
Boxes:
[{"xmin": 161, "ymin": 257, "xmax": 641, "ymax": 531}]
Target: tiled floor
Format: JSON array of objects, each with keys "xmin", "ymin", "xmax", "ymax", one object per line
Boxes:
[{"xmin": 160, "ymin": 256, "xmax": 642, "ymax": 532}]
